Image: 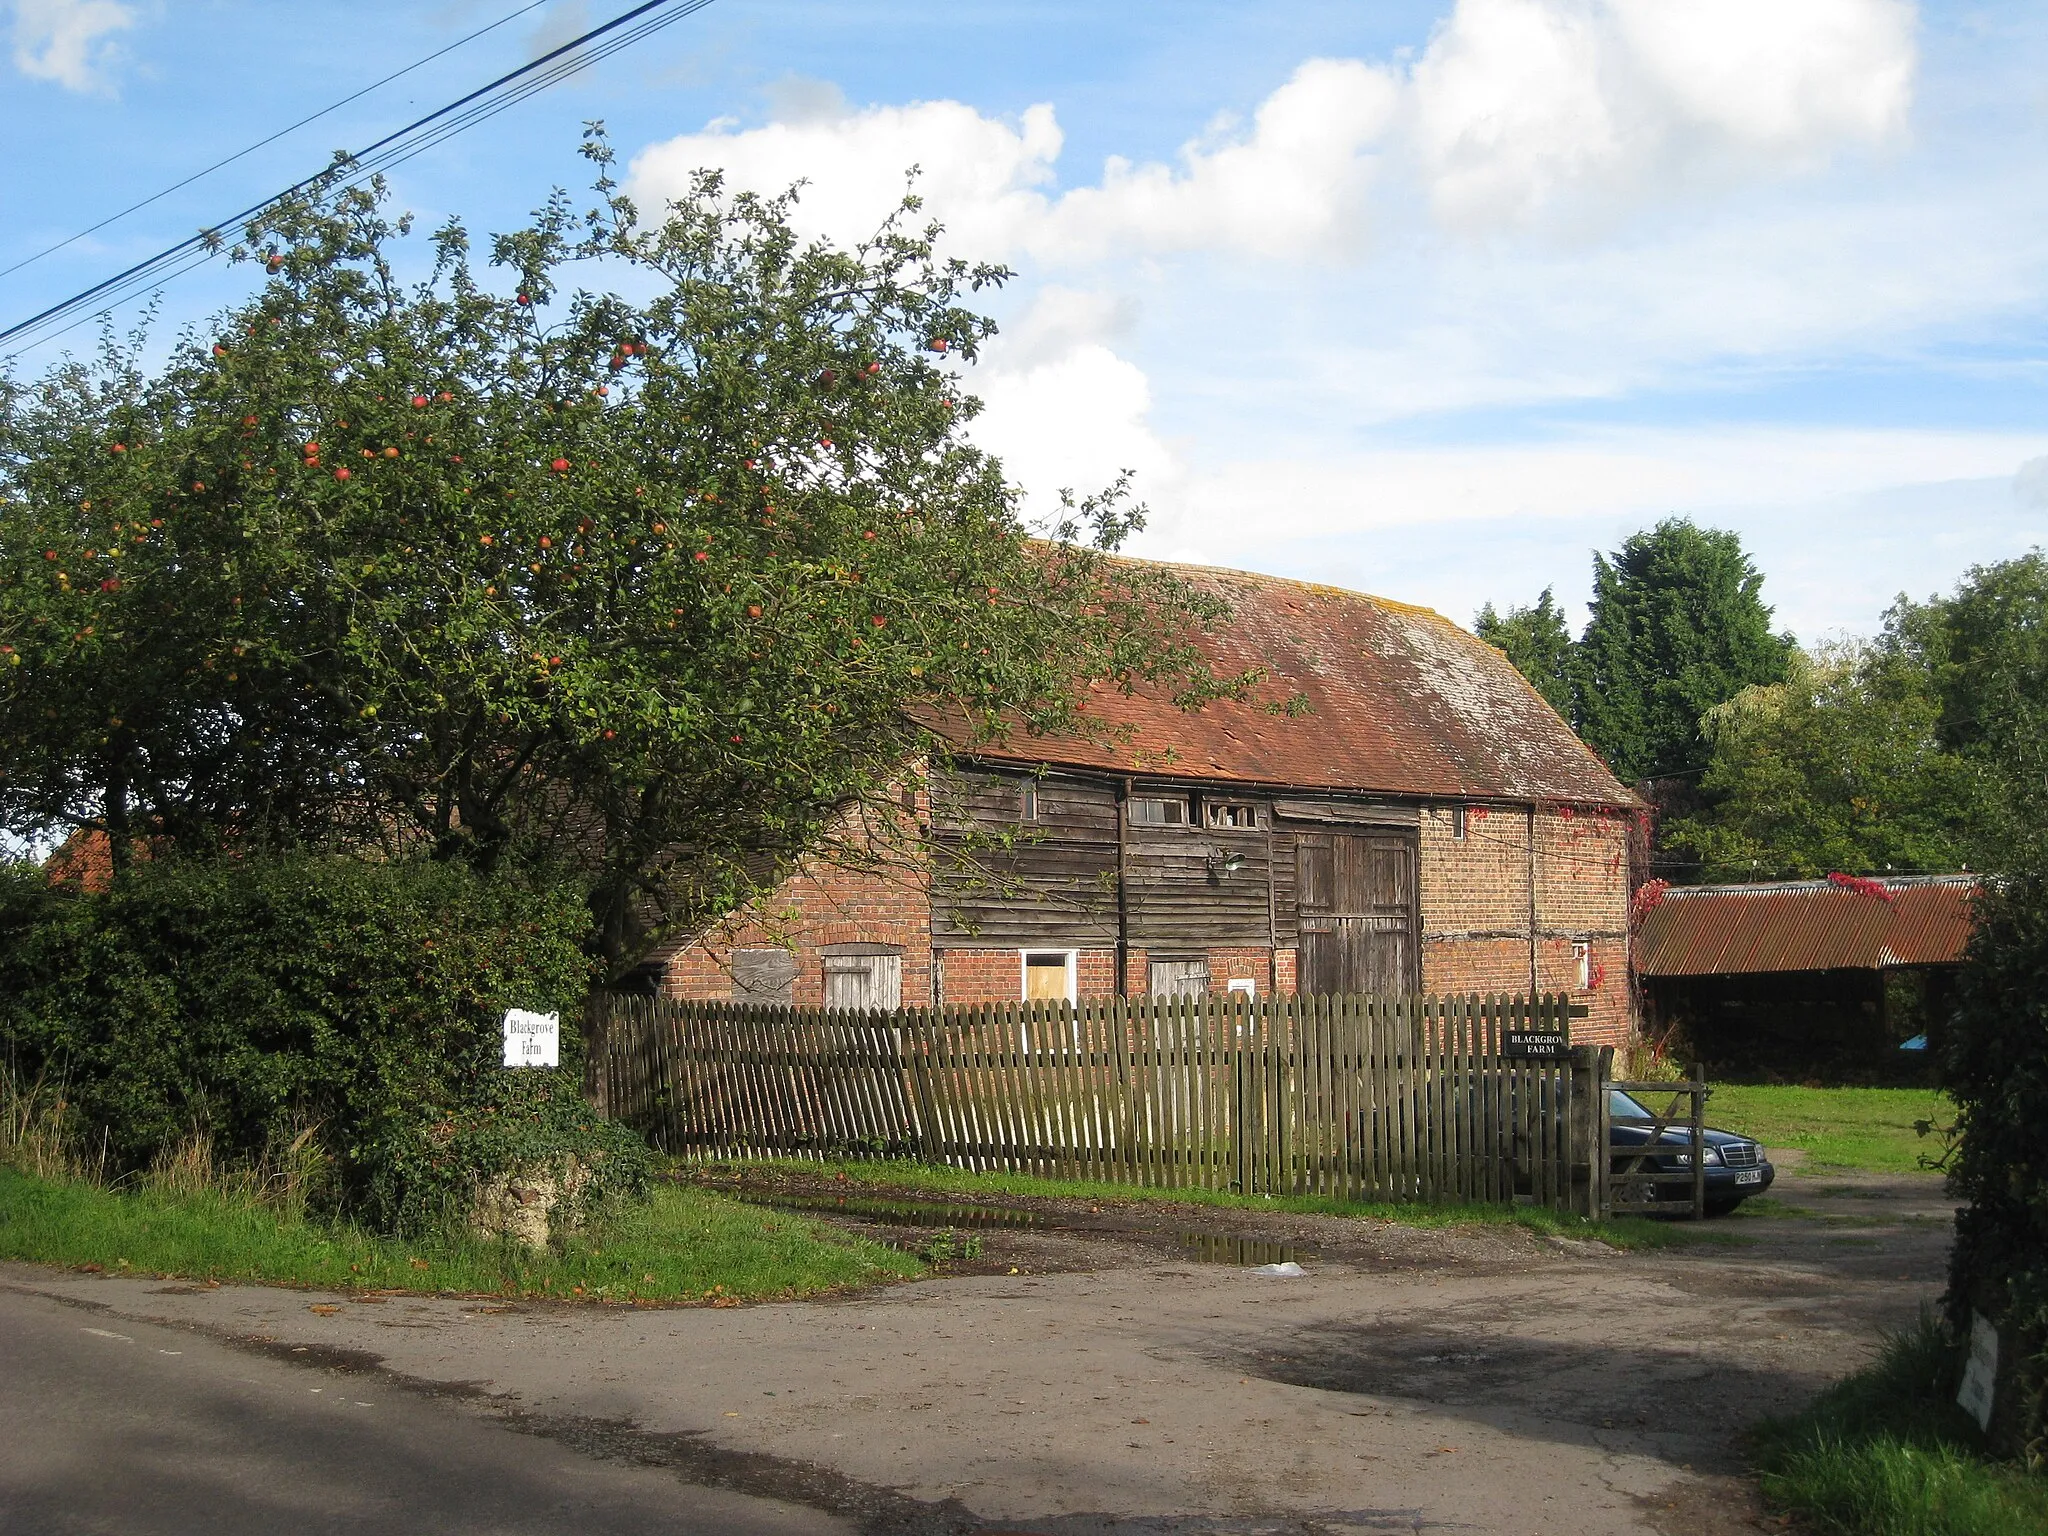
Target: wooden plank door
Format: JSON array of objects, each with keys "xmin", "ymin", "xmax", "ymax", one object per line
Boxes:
[
  {"xmin": 824, "ymin": 953, "xmax": 902, "ymax": 1010},
  {"xmin": 1297, "ymin": 833, "xmax": 1417, "ymax": 995}
]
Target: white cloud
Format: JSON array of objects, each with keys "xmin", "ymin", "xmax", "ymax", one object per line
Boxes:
[
  {"xmin": 9, "ymin": 0, "xmax": 137, "ymax": 93},
  {"xmin": 629, "ymin": 93, "xmax": 1061, "ymax": 257},
  {"xmin": 1133, "ymin": 427, "xmax": 2048, "ymax": 640},
  {"xmin": 2017, "ymin": 455, "xmax": 2048, "ymax": 510},
  {"xmin": 524, "ymin": 0, "xmax": 590, "ymax": 62},
  {"xmin": 616, "ymin": 0, "xmax": 1973, "ymax": 609},
  {"xmin": 1150, "ymin": 426, "xmax": 2047, "ymax": 547},
  {"xmin": 1037, "ymin": 58, "xmax": 1399, "ymax": 262},
  {"xmin": 965, "ymin": 288, "xmax": 1181, "ymax": 522},
  {"xmin": 628, "ymin": 0, "xmax": 1917, "ymax": 264},
  {"xmin": 1410, "ymin": 0, "xmax": 1915, "ymax": 229}
]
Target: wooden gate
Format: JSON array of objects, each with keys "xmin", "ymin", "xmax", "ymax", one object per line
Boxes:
[
  {"xmin": 589, "ymin": 992, "xmax": 1605, "ymax": 1213},
  {"xmin": 1600, "ymin": 1077, "xmax": 1706, "ymax": 1219}
]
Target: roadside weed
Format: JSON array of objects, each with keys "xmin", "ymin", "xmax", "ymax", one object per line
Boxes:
[
  {"xmin": 1752, "ymin": 1313, "xmax": 2048, "ymax": 1536},
  {"xmin": 0, "ymin": 1164, "xmax": 917, "ymax": 1302}
]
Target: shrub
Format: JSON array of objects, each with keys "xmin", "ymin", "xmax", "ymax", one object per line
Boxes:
[
  {"xmin": 359, "ymin": 1065, "xmax": 649, "ymax": 1238},
  {"xmin": 1941, "ymin": 866, "xmax": 2048, "ymax": 1466},
  {"xmin": 0, "ymin": 855, "xmax": 646, "ymax": 1234}
]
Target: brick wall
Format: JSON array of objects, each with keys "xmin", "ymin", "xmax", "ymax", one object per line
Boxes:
[
  {"xmin": 656, "ymin": 775, "xmax": 934, "ymax": 1007},
  {"xmin": 935, "ymin": 946, "xmax": 1117, "ymax": 1003},
  {"xmin": 1416, "ymin": 803, "xmax": 1633, "ymax": 1046}
]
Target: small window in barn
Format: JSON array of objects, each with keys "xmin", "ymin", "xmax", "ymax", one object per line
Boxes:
[
  {"xmin": 1024, "ymin": 951, "xmax": 1075, "ymax": 1002},
  {"xmin": 1204, "ymin": 801, "xmax": 1258, "ymax": 829},
  {"xmin": 1149, "ymin": 957, "xmax": 1210, "ymax": 997},
  {"xmin": 1449, "ymin": 805, "xmax": 1468, "ymax": 840},
  {"xmin": 1128, "ymin": 796, "xmax": 1189, "ymax": 827},
  {"xmin": 732, "ymin": 948, "xmax": 798, "ymax": 1005},
  {"xmin": 823, "ymin": 944, "xmax": 903, "ymax": 1011},
  {"xmin": 1573, "ymin": 942, "xmax": 1591, "ymax": 990},
  {"xmin": 1020, "ymin": 781, "xmax": 1037, "ymax": 822}
]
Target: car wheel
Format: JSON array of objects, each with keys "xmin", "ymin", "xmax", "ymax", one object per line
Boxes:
[{"xmin": 1703, "ymin": 1197, "xmax": 1743, "ymax": 1218}]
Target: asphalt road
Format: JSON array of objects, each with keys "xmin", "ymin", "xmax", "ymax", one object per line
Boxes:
[{"xmin": 0, "ymin": 1286, "xmax": 846, "ymax": 1536}]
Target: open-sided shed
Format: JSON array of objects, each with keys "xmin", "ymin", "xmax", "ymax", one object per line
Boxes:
[{"xmin": 1634, "ymin": 874, "xmax": 1977, "ymax": 1080}]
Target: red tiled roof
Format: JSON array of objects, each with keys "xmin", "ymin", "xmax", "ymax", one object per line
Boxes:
[
  {"xmin": 43, "ymin": 828, "xmax": 117, "ymax": 892},
  {"xmin": 953, "ymin": 562, "xmax": 1634, "ymax": 807},
  {"xmin": 1634, "ymin": 875, "xmax": 1978, "ymax": 976}
]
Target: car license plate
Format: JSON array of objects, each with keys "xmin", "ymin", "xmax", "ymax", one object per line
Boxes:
[{"xmin": 1735, "ymin": 1170, "xmax": 1763, "ymax": 1185}]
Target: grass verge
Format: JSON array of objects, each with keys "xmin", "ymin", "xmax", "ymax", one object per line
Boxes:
[
  {"xmin": 685, "ymin": 1157, "xmax": 1737, "ymax": 1251},
  {"xmin": 1706, "ymin": 1084, "xmax": 1953, "ymax": 1174},
  {"xmin": 1751, "ymin": 1313, "xmax": 2048, "ymax": 1536},
  {"xmin": 0, "ymin": 1163, "xmax": 918, "ymax": 1303}
]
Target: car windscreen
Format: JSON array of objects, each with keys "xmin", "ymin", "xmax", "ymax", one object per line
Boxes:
[{"xmin": 1609, "ymin": 1088, "xmax": 1655, "ymax": 1120}]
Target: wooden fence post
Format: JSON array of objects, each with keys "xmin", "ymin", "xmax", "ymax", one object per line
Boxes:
[{"xmin": 1568, "ymin": 1043, "xmax": 1606, "ymax": 1219}]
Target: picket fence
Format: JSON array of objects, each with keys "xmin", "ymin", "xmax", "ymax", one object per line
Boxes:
[{"xmin": 588, "ymin": 992, "xmax": 1607, "ymax": 1213}]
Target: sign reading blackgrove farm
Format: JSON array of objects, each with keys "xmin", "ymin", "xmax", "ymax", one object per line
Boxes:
[
  {"xmin": 1502, "ymin": 1024, "xmax": 1570, "ymax": 1060},
  {"xmin": 501, "ymin": 1008, "xmax": 560, "ymax": 1069}
]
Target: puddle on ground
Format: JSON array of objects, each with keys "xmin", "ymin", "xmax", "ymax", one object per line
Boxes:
[
  {"xmin": 728, "ymin": 1190, "xmax": 1050, "ymax": 1230},
  {"xmin": 723, "ymin": 1189, "xmax": 1308, "ymax": 1267},
  {"xmin": 1180, "ymin": 1232, "xmax": 1299, "ymax": 1266}
]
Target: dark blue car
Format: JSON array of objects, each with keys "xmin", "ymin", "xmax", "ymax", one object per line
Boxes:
[{"xmin": 1609, "ymin": 1087, "xmax": 1774, "ymax": 1216}]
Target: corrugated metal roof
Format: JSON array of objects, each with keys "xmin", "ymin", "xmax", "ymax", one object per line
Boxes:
[
  {"xmin": 946, "ymin": 562, "xmax": 1635, "ymax": 808},
  {"xmin": 1634, "ymin": 875, "xmax": 1979, "ymax": 976}
]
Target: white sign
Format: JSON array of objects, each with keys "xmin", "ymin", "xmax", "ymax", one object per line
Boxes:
[
  {"xmin": 501, "ymin": 1009, "xmax": 560, "ymax": 1069},
  {"xmin": 1957, "ymin": 1311, "xmax": 1999, "ymax": 1433}
]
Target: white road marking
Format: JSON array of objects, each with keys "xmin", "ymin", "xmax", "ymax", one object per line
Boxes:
[{"xmin": 81, "ymin": 1328, "xmax": 132, "ymax": 1342}]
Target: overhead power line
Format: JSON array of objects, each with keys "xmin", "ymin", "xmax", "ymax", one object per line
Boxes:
[
  {"xmin": 0, "ymin": 0, "xmax": 556, "ymax": 287},
  {"xmin": 1, "ymin": 0, "xmax": 717, "ymax": 357}
]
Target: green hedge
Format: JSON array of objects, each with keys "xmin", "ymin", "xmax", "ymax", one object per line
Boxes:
[
  {"xmin": 0, "ymin": 855, "xmax": 648, "ymax": 1234},
  {"xmin": 1943, "ymin": 866, "xmax": 2048, "ymax": 1467}
]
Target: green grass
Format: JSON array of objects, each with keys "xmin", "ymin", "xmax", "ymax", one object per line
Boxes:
[
  {"xmin": 1752, "ymin": 1315, "xmax": 2048, "ymax": 1536},
  {"xmin": 684, "ymin": 1157, "xmax": 1731, "ymax": 1251},
  {"xmin": 0, "ymin": 1164, "xmax": 919, "ymax": 1303},
  {"xmin": 1706, "ymin": 1084, "xmax": 1954, "ymax": 1173}
]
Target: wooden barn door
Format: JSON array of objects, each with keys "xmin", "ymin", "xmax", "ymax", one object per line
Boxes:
[{"xmin": 1297, "ymin": 833, "xmax": 1418, "ymax": 995}]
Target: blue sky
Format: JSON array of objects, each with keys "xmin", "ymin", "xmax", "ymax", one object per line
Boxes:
[{"xmin": 4, "ymin": 0, "xmax": 2044, "ymax": 642}]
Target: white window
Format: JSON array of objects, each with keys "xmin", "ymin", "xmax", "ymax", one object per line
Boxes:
[
  {"xmin": 1204, "ymin": 801, "xmax": 1258, "ymax": 829},
  {"xmin": 1128, "ymin": 796, "xmax": 1189, "ymax": 827},
  {"xmin": 1023, "ymin": 951, "xmax": 1076, "ymax": 1002},
  {"xmin": 1573, "ymin": 942, "xmax": 1591, "ymax": 990},
  {"xmin": 823, "ymin": 946, "xmax": 903, "ymax": 1011},
  {"xmin": 1449, "ymin": 805, "xmax": 1468, "ymax": 840},
  {"xmin": 1020, "ymin": 781, "xmax": 1037, "ymax": 821}
]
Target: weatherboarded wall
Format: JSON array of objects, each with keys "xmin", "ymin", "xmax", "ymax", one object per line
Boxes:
[{"xmin": 656, "ymin": 771, "xmax": 1632, "ymax": 1045}]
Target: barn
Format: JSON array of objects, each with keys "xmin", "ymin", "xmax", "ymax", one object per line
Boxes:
[{"xmin": 650, "ymin": 562, "xmax": 1641, "ymax": 1045}]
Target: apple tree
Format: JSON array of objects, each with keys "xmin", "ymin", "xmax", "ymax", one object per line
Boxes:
[{"xmin": 0, "ymin": 136, "xmax": 1240, "ymax": 972}]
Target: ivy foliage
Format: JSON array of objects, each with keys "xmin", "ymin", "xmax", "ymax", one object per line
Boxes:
[
  {"xmin": 0, "ymin": 133, "xmax": 1241, "ymax": 972},
  {"xmin": 0, "ymin": 854, "xmax": 643, "ymax": 1232},
  {"xmin": 1942, "ymin": 863, "xmax": 2048, "ymax": 1466}
]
